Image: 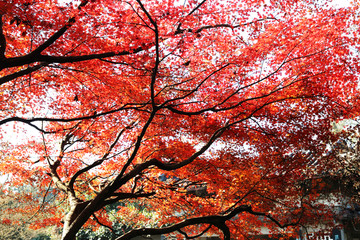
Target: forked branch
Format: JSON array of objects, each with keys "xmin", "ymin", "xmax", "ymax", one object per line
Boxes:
[{"xmin": 115, "ymin": 205, "xmax": 299, "ymax": 240}]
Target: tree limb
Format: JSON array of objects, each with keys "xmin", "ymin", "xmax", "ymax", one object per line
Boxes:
[
  {"xmin": 68, "ymin": 126, "xmax": 128, "ymax": 192},
  {"xmin": 30, "ymin": 18, "xmax": 76, "ymax": 57},
  {"xmin": 114, "ymin": 205, "xmax": 297, "ymax": 240},
  {"xmin": 61, "ymin": 120, "xmax": 227, "ymax": 240},
  {"xmin": 1, "ymin": 45, "xmax": 147, "ymax": 70},
  {"xmin": 0, "ymin": 63, "xmax": 47, "ymax": 86},
  {"xmin": 0, "ymin": 104, "xmax": 146, "ymax": 127},
  {"xmin": 178, "ymin": 224, "xmax": 212, "ymax": 239},
  {"xmin": 92, "ymin": 213, "xmax": 115, "ymax": 233}
]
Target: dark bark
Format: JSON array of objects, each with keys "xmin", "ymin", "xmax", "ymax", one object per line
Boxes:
[{"xmin": 114, "ymin": 205, "xmax": 300, "ymax": 240}]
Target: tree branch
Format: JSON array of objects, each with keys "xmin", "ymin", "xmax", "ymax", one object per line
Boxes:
[
  {"xmin": 115, "ymin": 205, "xmax": 300, "ymax": 240},
  {"xmin": 0, "ymin": 104, "xmax": 146, "ymax": 127},
  {"xmin": 61, "ymin": 121, "xmax": 227, "ymax": 240},
  {"xmin": 135, "ymin": 0, "xmax": 159, "ymax": 108},
  {"xmin": 178, "ymin": 224, "xmax": 212, "ymax": 239},
  {"xmin": 161, "ymin": 63, "xmax": 230, "ymax": 107},
  {"xmin": 92, "ymin": 213, "xmax": 115, "ymax": 233},
  {"xmin": 2, "ymin": 45, "xmax": 146, "ymax": 70},
  {"xmin": 68, "ymin": 125, "xmax": 132, "ymax": 192},
  {"xmin": 176, "ymin": 18, "xmax": 276, "ymax": 35},
  {"xmin": 0, "ymin": 63, "xmax": 47, "ymax": 86},
  {"xmin": 111, "ymin": 120, "xmax": 228, "ymax": 192},
  {"xmin": 117, "ymin": 110, "xmax": 157, "ymax": 179},
  {"xmin": 30, "ymin": 18, "xmax": 76, "ymax": 57},
  {"xmin": 187, "ymin": 0, "xmax": 207, "ymax": 16},
  {"xmin": 105, "ymin": 191, "xmax": 155, "ymax": 203}
]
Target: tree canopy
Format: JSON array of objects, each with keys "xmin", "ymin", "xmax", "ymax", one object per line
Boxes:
[{"xmin": 0, "ymin": 0, "xmax": 359, "ymax": 239}]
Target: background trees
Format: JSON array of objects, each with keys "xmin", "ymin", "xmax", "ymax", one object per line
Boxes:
[
  {"xmin": 0, "ymin": 184, "xmax": 61, "ymax": 239},
  {"xmin": 0, "ymin": 0, "xmax": 359, "ymax": 239},
  {"xmin": 328, "ymin": 120, "xmax": 360, "ymax": 205}
]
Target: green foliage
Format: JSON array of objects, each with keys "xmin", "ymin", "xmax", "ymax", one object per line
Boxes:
[{"xmin": 30, "ymin": 234, "xmax": 52, "ymax": 240}]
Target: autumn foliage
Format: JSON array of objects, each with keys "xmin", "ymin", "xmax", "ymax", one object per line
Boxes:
[{"xmin": 0, "ymin": 0, "xmax": 359, "ymax": 239}]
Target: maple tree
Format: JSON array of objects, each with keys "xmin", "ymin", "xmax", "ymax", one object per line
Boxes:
[{"xmin": 0, "ymin": 0, "xmax": 359, "ymax": 239}]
